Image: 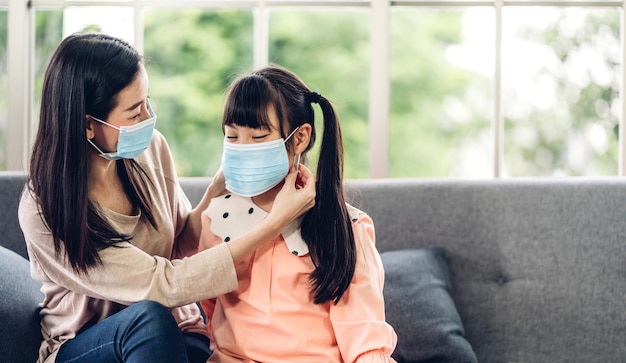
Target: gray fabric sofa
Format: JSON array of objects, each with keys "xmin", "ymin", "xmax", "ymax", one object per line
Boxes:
[{"xmin": 2, "ymin": 172, "xmax": 625, "ymax": 362}]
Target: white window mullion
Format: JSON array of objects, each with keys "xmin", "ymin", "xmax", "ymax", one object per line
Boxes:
[
  {"xmin": 617, "ymin": 0, "xmax": 626, "ymax": 176},
  {"xmin": 254, "ymin": 0, "xmax": 269, "ymax": 69},
  {"xmin": 6, "ymin": 0, "xmax": 30, "ymax": 171},
  {"xmin": 369, "ymin": 0, "xmax": 390, "ymax": 178},
  {"xmin": 134, "ymin": 0, "xmax": 144, "ymax": 54},
  {"xmin": 494, "ymin": 0, "xmax": 503, "ymax": 177}
]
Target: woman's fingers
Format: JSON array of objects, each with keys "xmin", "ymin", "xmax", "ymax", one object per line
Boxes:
[
  {"xmin": 208, "ymin": 166, "xmax": 227, "ymax": 197},
  {"xmin": 272, "ymin": 165, "xmax": 316, "ymax": 221},
  {"xmin": 295, "ymin": 164, "xmax": 315, "ymax": 202}
]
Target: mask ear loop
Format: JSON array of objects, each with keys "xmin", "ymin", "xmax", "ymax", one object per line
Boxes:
[
  {"xmin": 88, "ymin": 115, "xmax": 122, "ymax": 131},
  {"xmin": 146, "ymin": 98, "xmax": 156, "ymax": 117},
  {"xmin": 294, "ymin": 153, "xmax": 301, "ymax": 172},
  {"xmin": 284, "ymin": 126, "xmax": 300, "ymax": 143},
  {"xmin": 285, "ymin": 126, "xmax": 301, "ymax": 171}
]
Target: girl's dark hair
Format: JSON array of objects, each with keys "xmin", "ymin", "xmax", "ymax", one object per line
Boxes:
[
  {"xmin": 223, "ymin": 65, "xmax": 356, "ymax": 304},
  {"xmin": 28, "ymin": 32, "xmax": 156, "ymax": 273}
]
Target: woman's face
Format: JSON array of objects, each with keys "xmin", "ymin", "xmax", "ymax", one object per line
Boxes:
[{"xmin": 87, "ymin": 64, "xmax": 151, "ymax": 154}]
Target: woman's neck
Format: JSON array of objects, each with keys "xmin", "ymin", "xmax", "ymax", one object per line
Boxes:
[
  {"xmin": 87, "ymin": 157, "xmax": 135, "ymax": 216},
  {"xmin": 88, "ymin": 154, "xmax": 118, "ymax": 186}
]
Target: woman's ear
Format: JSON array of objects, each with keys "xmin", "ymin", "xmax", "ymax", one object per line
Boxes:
[
  {"xmin": 86, "ymin": 115, "xmax": 95, "ymax": 139},
  {"xmin": 294, "ymin": 123, "xmax": 312, "ymax": 154}
]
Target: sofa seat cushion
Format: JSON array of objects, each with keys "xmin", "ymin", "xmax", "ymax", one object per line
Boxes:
[
  {"xmin": 0, "ymin": 246, "xmax": 43, "ymax": 363},
  {"xmin": 382, "ymin": 247, "xmax": 476, "ymax": 363}
]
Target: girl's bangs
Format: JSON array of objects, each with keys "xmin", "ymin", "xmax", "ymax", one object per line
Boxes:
[{"xmin": 223, "ymin": 77, "xmax": 273, "ymax": 130}]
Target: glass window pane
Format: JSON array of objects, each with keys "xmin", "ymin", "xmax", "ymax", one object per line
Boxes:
[
  {"xmin": 390, "ymin": 7, "xmax": 495, "ymax": 178},
  {"xmin": 144, "ymin": 9, "xmax": 253, "ymax": 177},
  {"xmin": 33, "ymin": 7, "xmax": 134, "ymax": 142},
  {"xmin": 0, "ymin": 9, "xmax": 6, "ymax": 170},
  {"xmin": 63, "ymin": 7, "xmax": 134, "ymax": 41},
  {"xmin": 507, "ymin": 0, "xmax": 617, "ymax": 3},
  {"xmin": 268, "ymin": 9, "xmax": 370, "ymax": 179},
  {"xmin": 502, "ymin": 7, "xmax": 621, "ymax": 176},
  {"xmin": 34, "ymin": 10, "xmax": 64, "ymax": 143},
  {"xmin": 268, "ymin": 0, "xmax": 366, "ymax": 2}
]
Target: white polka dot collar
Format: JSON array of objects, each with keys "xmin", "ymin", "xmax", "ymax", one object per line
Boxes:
[{"xmin": 204, "ymin": 193, "xmax": 309, "ymax": 257}]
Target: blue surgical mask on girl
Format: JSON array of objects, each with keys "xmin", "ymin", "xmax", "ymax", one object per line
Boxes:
[
  {"xmin": 222, "ymin": 127, "xmax": 299, "ymax": 197},
  {"xmin": 87, "ymin": 102, "xmax": 157, "ymax": 161}
]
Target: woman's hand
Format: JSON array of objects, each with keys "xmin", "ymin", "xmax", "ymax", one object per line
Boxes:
[
  {"xmin": 267, "ymin": 164, "xmax": 316, "ymax": 225},
  {"xmin": 183, "ymin": 167, "xmax": 227, "ymax": 247},
  {"xmin": 207, "ymin": 167, "xmax": 226, "ymax": 199},
  {"xmin": 194, "ymin": 167, "xmax": 227, "ymax": 214},
  {"xmin": 224, "ymin": 164, "xmax": 315, "ymax": 264}
]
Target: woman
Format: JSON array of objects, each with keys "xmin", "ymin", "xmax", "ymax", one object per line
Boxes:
[
  {"xmin": 197, "ymin": 65, "xmax": 397, "ymax": 362},
  {"xmin": 18, "ymin": 33, "xmax": 315, "ymax": 363}
]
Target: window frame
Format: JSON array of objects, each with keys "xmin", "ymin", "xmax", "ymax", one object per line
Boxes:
[{"xmin": 4, "ymin": 0, "xmax": 625, "ymax": 177}]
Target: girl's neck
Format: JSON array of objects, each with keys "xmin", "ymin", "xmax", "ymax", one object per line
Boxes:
[{"xmin": 251, "ymin": 180, "xmax": 285, "ymax": 213}]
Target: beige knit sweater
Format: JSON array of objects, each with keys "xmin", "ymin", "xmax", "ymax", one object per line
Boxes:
[{"xmin": 18, "ymin": 131, "xmax": 237, "ymax": 363}]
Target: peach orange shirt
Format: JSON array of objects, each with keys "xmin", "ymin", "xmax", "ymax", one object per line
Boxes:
[{"xmin": 198, "ymin": 193, "xmax": 398, "ymax": 363}]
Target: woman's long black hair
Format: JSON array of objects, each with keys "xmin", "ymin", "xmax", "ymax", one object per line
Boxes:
[
  {"xmin": 222, "ymin": 65, "xmax": 356, "ymax": 304},
  {"xmin": 28, "ymin": 32, "xmax": 156, "ymax": 273}
]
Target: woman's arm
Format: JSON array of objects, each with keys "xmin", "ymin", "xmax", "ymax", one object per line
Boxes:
[
  {"xmin": 19, "ymin": 166, "xmax": 315, "ymax": 308},
  {"xmin": 178, "ymin": 167, "xmax": 227, "ymax": 253},
  {"xmin": 180, "ymin": 164, "xmax": 315, "ymax": 265}
]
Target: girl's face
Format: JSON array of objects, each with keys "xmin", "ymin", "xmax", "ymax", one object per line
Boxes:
[
  {"xmin": 223, "ymin": 105, "xmax": 284, "ymax": 146},
  {"xmin": 223, "ymin": 106, "xmax": 294, "ymax": 200},
  {"xmin": 86, "ymin": 64, "xmax": 152, "ymax": 154},
  {"xmin": 224, "ymin": 106, "xmax": 309, "ymax": 170}
]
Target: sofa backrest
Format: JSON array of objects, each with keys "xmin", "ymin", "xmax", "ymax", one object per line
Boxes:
[
  {"xmin": 182, "ymin": 177, "xmax": 626, "ymax": 362},
  {"xmin": 347, "ymin": 178, "xmax": 626, "ymax": 363},
  {"xmin": 0, "ymin": 172, "xmax": 30, "ymax": 259},
  {"xmin": 3, "ymin": 173, "xmax": 624, "ymax": 362}
]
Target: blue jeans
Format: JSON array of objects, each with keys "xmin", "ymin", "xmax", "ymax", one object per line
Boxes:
[{"xmin": 56, "ymin": 301, "xmax": 211, "ymax": 363}]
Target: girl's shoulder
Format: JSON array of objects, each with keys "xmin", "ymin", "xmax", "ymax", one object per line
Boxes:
[{"xmin": 346, "ymin": 203, "xmax": 371, "ymax": 225}]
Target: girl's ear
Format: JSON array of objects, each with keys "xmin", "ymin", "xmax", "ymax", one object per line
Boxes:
[
  {"xmin": 294, "ymin": 123, "xmax": 312, "ymax": 154},
  {"xmin": 86, "ymin": 115, "xmax": 95, "ymax": 139}
]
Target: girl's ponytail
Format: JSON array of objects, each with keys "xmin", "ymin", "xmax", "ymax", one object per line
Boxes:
[{"xmin": 301, "ymin": 92, "xmax": 356, "ymax": 305}]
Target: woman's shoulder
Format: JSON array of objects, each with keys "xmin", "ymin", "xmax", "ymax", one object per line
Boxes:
[
  {"xmin": 18, "ymin": 185, "xmax": 47, "ymax": 238},
  {"xmin": 145, "ymin": 129, "xmax": 171, "ymax": 160},
  {"xmin": 136, "ymin": 130, "xmax": 176, "ymax": 176},
  {"xmin": 18, "ymin": 184, "xmax": 37, "ymax": 216},
  {"xmin": 132, "ymin": 130, "xmax": 185, "ymax": 209}
]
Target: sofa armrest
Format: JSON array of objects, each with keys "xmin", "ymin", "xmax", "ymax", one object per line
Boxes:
[{"xmin": 0, "ymin": 246, "xmax": 43, "ymax": 362}]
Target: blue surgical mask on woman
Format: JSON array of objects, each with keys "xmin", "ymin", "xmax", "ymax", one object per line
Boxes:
[
  {"xmin": 222, "ymin": 127, "xmax": 299, "ymax": 197},
  {"xmin": 87, "ymin": 104, "xmax": 157, "ymax": 161}
]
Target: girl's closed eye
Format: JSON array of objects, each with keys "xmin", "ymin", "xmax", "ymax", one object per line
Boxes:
[{"xmin": 252, "ymin": 134, "xmax": 270, "ymax": 141}]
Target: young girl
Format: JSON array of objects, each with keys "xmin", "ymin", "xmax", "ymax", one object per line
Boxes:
[{"xmin": 197, "ymin": 66, "xmax": 397, "ymax": 362}]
